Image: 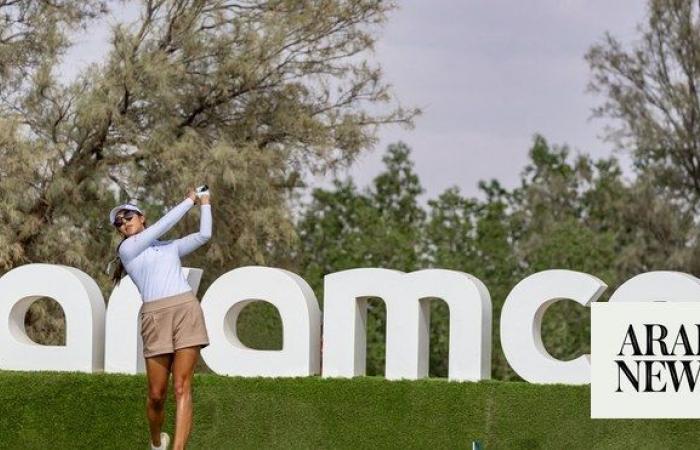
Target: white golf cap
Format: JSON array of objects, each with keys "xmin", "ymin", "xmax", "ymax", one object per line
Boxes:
[{"xmin": 109, "ymin": 203, "xmax": 144, "ymax": 225}]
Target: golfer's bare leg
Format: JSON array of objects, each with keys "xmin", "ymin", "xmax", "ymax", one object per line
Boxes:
[
  {"xmin": 146, "ymin": 354, "xmax": 173, "ymax": 446},
  {"xmin": 171, "ymin": 346, "xmax": 200, "ymax": 450}
]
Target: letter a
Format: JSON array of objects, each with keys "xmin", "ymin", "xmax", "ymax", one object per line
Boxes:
[{"xmin": 0, "ymin": 264, "xmax": 105, "ymax": 372}]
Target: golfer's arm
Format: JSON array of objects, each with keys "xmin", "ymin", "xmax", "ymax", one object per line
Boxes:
[
  {"xmin": 174, "ymin": 204, "xmax": 212, "ymax": 257},
  {"xmin": 119, "ymin": 198, "xmax": 195, "ymax": 262}
]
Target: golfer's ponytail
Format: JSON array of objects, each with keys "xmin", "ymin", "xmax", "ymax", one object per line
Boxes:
[{"xmin": 110, "ymin": 239, "xmax": 127, "ymax": 286}]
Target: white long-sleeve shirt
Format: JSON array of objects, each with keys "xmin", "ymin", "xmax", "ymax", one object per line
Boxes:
[{"xmin": 119, "ymin": 198, "xmax": 212, "ymax": 302}]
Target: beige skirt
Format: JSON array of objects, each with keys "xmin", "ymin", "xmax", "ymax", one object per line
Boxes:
[{"xmin": 139, "ymin": 290, "xmax": 210, "ymax": 358}]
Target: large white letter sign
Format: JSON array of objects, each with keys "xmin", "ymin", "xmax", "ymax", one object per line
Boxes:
[
  {"xmin": 322, "ymin": 268, "xmax": 491, "ymax": 381},
  {"xmin": 200, "ymin": 266, "xmax": 321, "ymax": 377},
  {"xmin": 0, "ymin": 263, "xmax": 105, "ymax": 372},
  {"xmin": 500, "ymin": 270, "xmax": 606, "ymax": 384},
  {"xmin": 609, "ymin": 271, "xmax": 700, "ymax": 303},
  {"xmin": 104, "ymin": 268, "xmax": 204, "ymax": 374}
]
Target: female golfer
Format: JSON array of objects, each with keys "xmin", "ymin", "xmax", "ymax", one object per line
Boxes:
[{"xmin": 109, "ymin": 187, "xmax": 212, "ymax": 450}]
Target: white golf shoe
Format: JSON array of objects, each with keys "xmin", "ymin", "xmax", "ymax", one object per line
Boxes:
[{"xmin": 150, "ymin": 431, "xmax": 170, "ymax": 450}]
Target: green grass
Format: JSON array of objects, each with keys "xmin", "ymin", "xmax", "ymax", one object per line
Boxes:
[{"xmin": 0, "ymin": 371, "xmax": 698, "ymax": 449}]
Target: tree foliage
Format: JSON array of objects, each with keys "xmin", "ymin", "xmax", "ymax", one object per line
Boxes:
[
  {"xmin": 0, "ymin": 0, "xmax": 415, "ymax": 343},
  {"xmin": 587, "ymin": 0, "xmax": 700, "ymax": 209},
  {"xmin": 0, "ymin": 0, "xmax": 415, "ymax": 272}
]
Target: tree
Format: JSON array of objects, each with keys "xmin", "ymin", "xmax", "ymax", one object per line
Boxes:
[
  {"xmin": 0, "ymin": 0, "xmax": 416, "ymax": 344},
  {"xmin": 0, "ymin": 1, "xmax": 106, "ymax": 92},
  {"xmin": 299, "ymin": 142, "xmax": 425, "ymax": 289},
  {"xmin": 586, "ymin": 0, "xmax": 700, "ymax": 209},
  {"xmin": 0, "ymin": 0, "xmax": 416, "ymax": 275}
]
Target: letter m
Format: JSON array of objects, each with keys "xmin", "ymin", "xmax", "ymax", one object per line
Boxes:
[{"xmin": 322, "ymin": 268, "xmax": 491, "ymax": 381}]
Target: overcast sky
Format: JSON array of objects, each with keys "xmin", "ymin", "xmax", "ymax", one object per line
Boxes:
[{"xmin": 61, "ymin": 1, "xmax": 647, "ymax": 200}]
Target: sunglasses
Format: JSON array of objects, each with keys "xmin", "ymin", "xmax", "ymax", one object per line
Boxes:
[{"xmin": 113, "ymin": 211, "xmax": 140, "ymax": 228}]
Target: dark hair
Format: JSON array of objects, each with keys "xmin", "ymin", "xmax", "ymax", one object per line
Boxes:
[
  {"xmin": 110, "ymin": 239, "xmax": 127, "ymax": 286},
  {"xmin": 110, "ymin": 213, "xmax": 146, "ymax": 286}
]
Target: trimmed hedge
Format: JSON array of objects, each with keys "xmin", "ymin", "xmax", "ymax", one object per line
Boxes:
[{"xmin": 0, "ymin": 371, "xmax": 697, "ymax": 449}]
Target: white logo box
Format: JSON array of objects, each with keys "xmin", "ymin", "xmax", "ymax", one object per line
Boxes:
[{"xmin": 592, "ymin": 302, "xmax": 700, "ymax": 418}]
